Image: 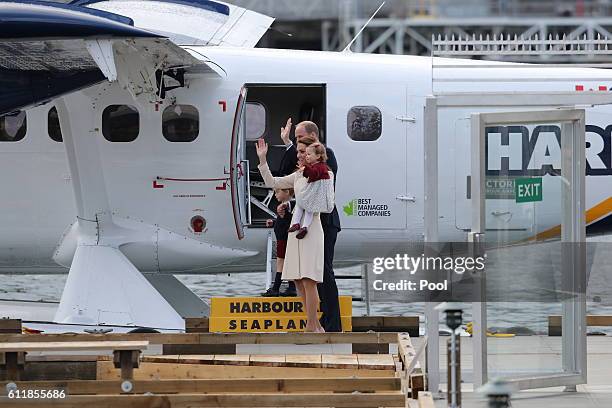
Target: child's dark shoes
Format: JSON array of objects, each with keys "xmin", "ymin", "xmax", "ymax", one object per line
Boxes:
[
  {"xmin": 295, "ymin": 227, "xmax": 308, "ymax": 239},
  {"xmin": 288, "ymin": 223, "xmax": 301, "ymax": 233}
]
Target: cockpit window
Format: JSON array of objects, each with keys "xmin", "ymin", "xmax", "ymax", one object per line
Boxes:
[
  {"xmin": 162, "ymin": 104, "xmax": 199, "ymax": 142},
  {"xmin": 347, "ymin": 106, "xmax": 382, "ymax": 141},
  {"xmin": 102, "ymin": 105, "xmax": 139, "ymax": 142},
  {"xmin": 0, "ymin": 111, "xmax": 27, "ymax": 142}
]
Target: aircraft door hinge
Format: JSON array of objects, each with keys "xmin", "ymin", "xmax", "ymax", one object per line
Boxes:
[{"xmin": 395, "ymin": 116, "xmax": 416, "ymax": 123}]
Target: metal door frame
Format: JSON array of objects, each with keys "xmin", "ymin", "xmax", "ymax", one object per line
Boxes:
[
  {"xmin": 424, "ymin": 93, "xmax": 595, "ymax": 393},
  {"xmin": 471, "ymin": 109, "xmax": 586, "ymax": 390}
]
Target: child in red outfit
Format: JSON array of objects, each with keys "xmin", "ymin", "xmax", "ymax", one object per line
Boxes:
[{"xmin": 288, "ymin": 143, "xmax": 334, "ymax": 239}]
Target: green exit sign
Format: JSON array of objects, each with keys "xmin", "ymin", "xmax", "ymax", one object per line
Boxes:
[{"xmin": 515, "ymin": 177, "xmax": 542, "ymax": 203}]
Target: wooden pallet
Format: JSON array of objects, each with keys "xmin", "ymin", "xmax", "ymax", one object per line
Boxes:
[{"xmin": 0, "ymin": 332, "xmax": 433, "ymax": 407}]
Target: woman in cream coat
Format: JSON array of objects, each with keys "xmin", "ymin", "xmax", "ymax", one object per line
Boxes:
[{"xmin": 256, "ymin": 137, "xmax": 331, "ymax": 333}]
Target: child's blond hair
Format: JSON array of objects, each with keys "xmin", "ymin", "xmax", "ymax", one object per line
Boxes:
[{"xmin": 307, "ymin": 142, "xmax": 328, "ymax": 163}]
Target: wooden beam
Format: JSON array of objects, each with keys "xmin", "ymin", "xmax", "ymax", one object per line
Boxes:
[
  {"xmin": 409, "ymin": 373, "xmax": 425, "ymax": 399},
  {"xmin": 0, "ymin": 341, "xmax": 148, "ymax": 352},
  {"xmin": 185, "ymin": 317, "xmax": 209, "ymax": 333},
  {"xmin": 397, "ymin": 333, "xmax": 418, "ymax": 375},
  {"xmin": 96, "ymin": 361, "xmax": 396, "ymax": 380},
  {"xmin": 187, "ymin": 316, "xmax": 420, "ymax": 336},
  {"xmin": 321, "ymin": 354, "xmax": 359, "ymax": 369},
  {"xmin": 0, "ymin": 392, "xmax": 406, "ymax": 407},
  {"xmin": 0, "ymin": 334, "xmax": 200, "ymax": 345},
  {"xmin": 248, "ymin": 354, "xmax": 286, "ymax": 367},
  {"xmin": 162, "ymin": 343, "xmax": 236, "ymax": 355},
  {"xmin": 549, "ymin": 315, "xmax": 612, "ymax": 336},
  {"xmin": 355, "ymin": 354, "xmax": 395, "ymax": 370},
  {"xmin": 0, "ymin": 332, "xmax": 398, "ymax": 346},
  {"xmin": 1, "ymin": 361, "xmax": 97, "ymax": 381},
  {"xmin": 133, "ymin": 354, "xmax": 395, "ymax": 371},
  {"xmin": 284, "ymin": 354, "xmax": 322, "ymax": 368},
  {"xmin": 352, "ymin": 343, "xmax": 390, "ymax": 354},
  {"xmin": 4, "ymin": 377, "xmax": 401, "ymax": 395},
  {"xmin": 0, "ymin": 319, "xmax": 21, "ymax": 334},
  {"xmin": 351, "ymin": 316, "xmax": 419, "ymax": 336}
]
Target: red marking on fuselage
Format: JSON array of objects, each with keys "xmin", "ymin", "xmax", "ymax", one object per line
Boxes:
[
  {"xmin": 153, "ymin": 180, "xmax": 164, "ymax": 189},
  {"xmin": 219, "ymin": 101, "xmax": 227, "ymax": 112},
  {"xmin": 216, "ymin": 182, "xmax": 227, "ymax": 191}
]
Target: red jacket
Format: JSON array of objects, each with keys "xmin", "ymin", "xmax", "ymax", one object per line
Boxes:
[{"xmin": 303, "ymin": 162, "xmax": 331, "ymax": 183}]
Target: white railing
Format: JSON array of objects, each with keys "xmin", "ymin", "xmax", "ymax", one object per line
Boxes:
[{"xmin": 432, "ymin": 34, "xmax": 612, "ymax": 57}]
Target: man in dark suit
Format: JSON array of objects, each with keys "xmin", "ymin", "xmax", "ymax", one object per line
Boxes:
[{"xmin": 277, "ymin": 118, "xmax": 342, "ymax": 332}]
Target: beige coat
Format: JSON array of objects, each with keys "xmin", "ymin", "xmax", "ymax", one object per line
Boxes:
[{"xmin": 259, "ymin": 162, "xmax": 332, "ymax": 283}]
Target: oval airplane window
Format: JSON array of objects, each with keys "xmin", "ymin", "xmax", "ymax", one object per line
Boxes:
[
  {"xmin": 162, "ymin": 104, "xmax": 199, "ymax": 142},
  {"xmin": 48, "ymin": 106, "xmax": 62, "ymax": 142},
  {"xmin": 0, "ymin": 111, "xmax": 27, "ymax": 142},
  {"xmin": 347, "ymin": 106, "xmax": 382, "ymax": 141},
  {"xmin": 102, "ymin": 105, "xmax": 139, "ymax": 142},
  {"xmin": 245, "ymin": 102, "xmax": 267, "ymax": 141}
]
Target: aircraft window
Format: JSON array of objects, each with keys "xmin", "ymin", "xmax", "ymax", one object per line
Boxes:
[
  {"xmin": 48, "ymin": 107, "xmax": 62, "ymax": 142},
  {"xmin": 102, "ymin": 105, "xmax": 139, "ymax": 142},
  {"xmin": 162, "ymin": 104, "xmax": 199, "ymax": 142},
  {"xmin": 347, "ymin": 106, "xmax": 382, "ymax": 141},
  {"xmin": 245, "ymin": 102, "xmax": 266, "ymax": 140},
  {"xmin": 0, "ymin": 111, "xmax": 27, "ymax": 142}
]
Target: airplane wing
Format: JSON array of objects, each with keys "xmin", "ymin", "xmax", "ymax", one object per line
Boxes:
[
  {"xmin": 0, "ymin": 1, "xmax": 222, "ymax": 115},
  {"xmin": 71, "ymin": 0, "xmax": 275, "ymax": 47}
]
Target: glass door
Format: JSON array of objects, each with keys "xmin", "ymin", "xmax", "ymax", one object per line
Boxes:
[{"xmin": 470, "ymin": 109, "xmax": 587, "ymax": 390}]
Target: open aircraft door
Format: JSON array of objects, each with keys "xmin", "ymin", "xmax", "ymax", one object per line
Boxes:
[{"xmin": 230, "ymin": 87, "xmax": 252, "ymax": 239}]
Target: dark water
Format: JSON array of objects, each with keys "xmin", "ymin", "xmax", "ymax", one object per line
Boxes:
[{"xmin": 2, "ymin": 264, "xmax": 611, "ymax": 335}]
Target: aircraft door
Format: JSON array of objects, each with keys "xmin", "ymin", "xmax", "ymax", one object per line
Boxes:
[
  {"xmin": 327, "ymin": 84, "xmax": 408, "ymax": 229},
  {"xmin": 230, "ymin": 87, "xmax": 251, "ymax": 239}
]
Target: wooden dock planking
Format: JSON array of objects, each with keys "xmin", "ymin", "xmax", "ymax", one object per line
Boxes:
[
  {"xmin": 96, "ymin": 361, "xmax": 396, "ymax": 380},
  {"xmin": 3, "ymin": 377, "xmax": 402, "ymax": 395},
  {"xmin": 0, "ymin": 392, "xmax": 407, "ymax": 407}
]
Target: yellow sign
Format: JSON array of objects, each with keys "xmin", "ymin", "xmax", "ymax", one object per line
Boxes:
[{"xmin": 209, "ymin": 296, "xmax": 352, "ymax": 332}]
